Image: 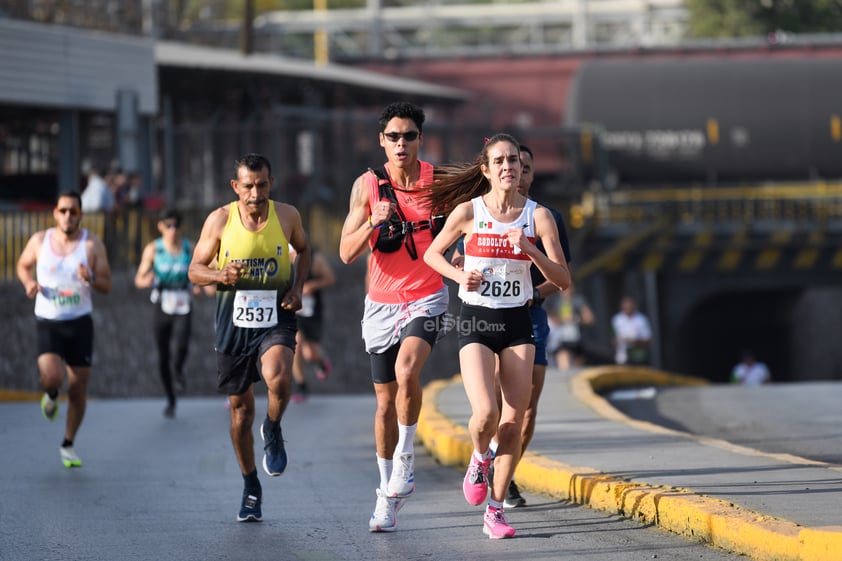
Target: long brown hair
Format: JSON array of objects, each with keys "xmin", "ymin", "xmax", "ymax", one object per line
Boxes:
[{"xmin": 426, "ymin": 133, "xmax": 520, "ymax": 215}]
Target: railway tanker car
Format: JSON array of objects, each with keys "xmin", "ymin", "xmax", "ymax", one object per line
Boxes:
[{"xmin": 565, "ymin": 57, "xmax": 842, "ymax": 186}]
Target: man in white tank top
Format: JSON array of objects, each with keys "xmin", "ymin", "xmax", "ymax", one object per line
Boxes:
[{"xmin": 16, "ymin": 191, "xmax": 112, "ymax": 468}]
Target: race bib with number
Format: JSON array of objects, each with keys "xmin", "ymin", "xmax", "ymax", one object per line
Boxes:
[
  {"xmin": 297, "ymin": 294, "xmax": 316, "ymax": 318},
  {"xmin": 476, "ymin": 261, "xmax": 526, "ymax": 307},
  {"xmin": 233, "ymin": 289, "xmax": 278, "ymax": 328},
  {"xmin": 160, "ymin": 288, "xmax": 192, "ymax": 316}
]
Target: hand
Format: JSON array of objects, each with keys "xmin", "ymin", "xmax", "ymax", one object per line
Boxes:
[
  {"xmin": 280, "ymin": 290, "xmax": 302, "ymax": 312},
  {"xmin": 504, "ymin": 227, "xmax": 529, "ymax": 255},
  {"xmin": 24, "ymin": 280, "xmax": 40, "ymax": 299},
  {"xmin": 451, "ymin": 253, "xmax": 464, "ymax": 270},
  {"xmin": 370, "ymin": 199, "xmax": 396, "ymax": 228},
  {"xmin": 219, "ymin": 262, "xmax": 244, "ymax": 285},
  {"xmin": 78, "ymin": 264, "xmax": 93, "ymax": 285},
  {"xmin": 462, "ymin": 269, "xmax": 483, "ymax": 292}
]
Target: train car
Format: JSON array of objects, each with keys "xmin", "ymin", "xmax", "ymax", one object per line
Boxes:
[{"xmin": 565, "ymin": 56, "xmax": 842, "ymax": 186}]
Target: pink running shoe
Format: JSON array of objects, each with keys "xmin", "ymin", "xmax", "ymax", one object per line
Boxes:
[
  {"xmin": 462, "ymin": 455, "xmax": 491, "ymax": 506},
  {"xmin": 315, "ymin": 357, "xmax": 332, "ymax": 381},
  {"xmin": 483, "ymin": 507, "xmax": 516, "ymax": 539}
]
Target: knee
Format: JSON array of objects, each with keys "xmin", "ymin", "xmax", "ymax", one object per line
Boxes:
[
  {"xmin": 230, "ymin": 402, "xmax": 255, "ymax": 430},
  {"xmin": 472, "ymin": 407, "xmax": 499, "ymax": 435},
  {"xmin": 374, "ymin": 397, "xmax": 397, "ymax": 425}
]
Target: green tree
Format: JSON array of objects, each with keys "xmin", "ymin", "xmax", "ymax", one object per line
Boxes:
[{"xmin": 686, "ymin": 0, "xmax": 842, "ymax": 38}]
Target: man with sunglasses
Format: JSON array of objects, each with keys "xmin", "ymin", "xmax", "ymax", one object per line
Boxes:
[
  {"xmin": 135, "ymin": 208, "xmax": 211, "ymax": 418},
  {"xmin": 340, "ymin": 101, "xmax": 449, "ymax": 533},
  {"xmin": 16, "ymin": 191, "xmax": 112, "ymax": 468}
]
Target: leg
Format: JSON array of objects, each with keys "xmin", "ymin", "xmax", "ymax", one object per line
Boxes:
[
  {"xmin": 458, "ymin": 343, "xmax": 501, "ymax": 454},
  {"xmin": 64, "ymin": 364, "xmax": 91, "ymax": 443},
  {"xmin": 373, "ymin": 381, "xmax": 398, "ymax": 461},
  {"xmin": 37, "ymin": 352, "xmax": 66, "ymax": 396},
  {"xmin": 291, "ymin": 331, "xmax": 308, "ymax": 400},
  {"xmin": 228, "ymin": 386, "xmax": 257, "ymax": 475},
  {"xmin": 260, "ymin": 344, "xmax": 294, "ymax": 476},
  {"xmin": 153, "ymin": 310, "xmax": 176, "ymax": 409},
  {"xmin": 261, "ymin": 344, "xmax": 294, "ymax": 423},
  {"xmin": 520, "ymin": 364, "xmax": 546, "ymax": 454},
  {"xmin": 393, "ymin": 336, "xmax": 432, "ymax": 427},
  {"xmin": 491, "ymin": 345, "xmax": 534, "ymax": 504},
  {"xmin": 171, "ymin": 312, "xmax": 192, "ymax": 390}
]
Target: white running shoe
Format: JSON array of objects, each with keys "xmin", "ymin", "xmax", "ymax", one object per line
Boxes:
[
  {"xmin": 60, "ymin": 446, "xmax": 82, "ymax": 468},
  {"xmin": 386, "ymin": 453, "xmax": 415, "ymax": 498},
  {"xmin": 369, "ymin": 488, "xmax": 402, "ymax": 532}
]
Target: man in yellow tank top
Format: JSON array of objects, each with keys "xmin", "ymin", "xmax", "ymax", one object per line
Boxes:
[{"xmin": 189, "ymin": 153, "xmax": 311, "ymax": 523}]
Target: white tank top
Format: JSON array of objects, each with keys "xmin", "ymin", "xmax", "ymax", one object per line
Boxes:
[
  {"xmin": 459, "ymin": 197, "xmax": 536, "ymax": 309},
  {"xmin": 34, "ymin": 228, "xmax": 93, "ymax": 320}
]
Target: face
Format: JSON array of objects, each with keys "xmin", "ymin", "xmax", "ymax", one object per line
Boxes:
[
  {"xmin": 482, "ymin": 141, "xmax": 521, "ymax": 193},
  {"xmin": 53, "ymin": 196, "xmax": 82, "ymax": 235},
  {"xmin": 517, "ymin": 150, "xmax": 534, "ymax": 196},
  {"xmin": 379, "ymin": 117, "xmax": 422, "ymax": 169},
  {"xmin": 158, "ymin": 218, "xmax": 180, "ymax": 239},
  {"xmin": 231, "ymin": 165, "xmax": 272, "ymax": 210}
]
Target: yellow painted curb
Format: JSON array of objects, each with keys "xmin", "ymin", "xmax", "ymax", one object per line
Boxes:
[
  {"xmin": 418, "ymin": 368, "xmax": 842, "ymax": 561},
  {"xmin": 0, "ymin": 389, "xmax": 43, "ymax": 402}
]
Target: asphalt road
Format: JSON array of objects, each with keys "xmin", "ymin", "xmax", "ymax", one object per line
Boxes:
[
  {"xmin": 1, "ymin": 393, "xmax": 744, "ymax": 561},
  {"xmin": 607, "ymin": 381, "xmax": 842, "ymax": 465}
]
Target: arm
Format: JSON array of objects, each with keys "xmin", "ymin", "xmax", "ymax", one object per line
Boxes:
[
  {"xmin": 189, "ymin": 207, "xmax": 240, "ymax": 286},
  {"xmin": 339, "ymin": 173, "xmax": 395, "ymax": 264},
  {"xmin": 339, "ymin": 174, "xmax": 376, "ymax": 264},
  {"xmin": 507, "ymin": 207, "xmax": 571, "ymax": 292},
  {"xmin": 280, "ymin": 202, "xmax": 311, "ymax": 312},
  {"xmin": 16, "ymin": 232, "xmax": 44, "ymax": 299},
  {"xmin": 423, "ymin": 202, "xmax": 483, "ymax": 292},
  {"xmin": 134, "ymin": 241, "xmax": 157, "ymax": 289},
  {"xmin": 82, "ymin": 234, "xmax": 112, "ymax": 293}
]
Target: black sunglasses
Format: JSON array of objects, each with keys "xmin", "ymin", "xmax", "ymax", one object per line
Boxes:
[{"xmin": 383, "ymin": 131, "xmax": 420, "ymax": 142}]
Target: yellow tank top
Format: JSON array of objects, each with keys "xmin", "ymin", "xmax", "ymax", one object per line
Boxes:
[{"xmin": 215, "ymin": 201, "xmax": 293, "ymax": 355}]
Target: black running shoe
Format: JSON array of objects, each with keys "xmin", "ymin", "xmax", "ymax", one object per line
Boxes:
[
  {"xmin": 260, "ymin": 422, "xmax": 288, "ymax": 476},
  {"xmin": 237, "ymin": 490, "xmax": 262, "ymax": 522},
  {"xmin": 503, "ymin": 480, "xmax": 526, "ymax": 508}
]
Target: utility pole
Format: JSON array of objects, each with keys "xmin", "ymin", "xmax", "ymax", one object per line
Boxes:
[
  {"xmin": 241, "ymin": 0, "xmax": 254, "ymax": 55},
  {"xmin": 314, "ymin": 0, "xmax": 328, "ymax": 64}
]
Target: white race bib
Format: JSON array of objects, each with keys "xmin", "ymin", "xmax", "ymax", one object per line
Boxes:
[
  {"xmin": 297, "ymin": 294, "xmax": 315, "ymax": 318},
  {"xmin": 233, "ymin": 290, "xmax": 278, "ymax": 328},
  {"xmin": 476, "ymin": 261, "xmax": 527, "ymax": 307},
  {"xmin": 50, "ymin": 284, "xmax": 86, "ymax": 312},
  {"xmin": 160, "ymin": 288, "xmax": 191, "ymax": 316}
]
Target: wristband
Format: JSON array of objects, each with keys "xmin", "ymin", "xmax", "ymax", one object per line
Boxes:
[{"xmin": 368, "ymin": 216, "xmax": 380, "ymax": 229}]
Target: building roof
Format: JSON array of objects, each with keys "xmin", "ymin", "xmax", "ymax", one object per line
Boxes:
[{"xmin": 155, "ymin": 41, "xmax": 470, "ymax": 103}]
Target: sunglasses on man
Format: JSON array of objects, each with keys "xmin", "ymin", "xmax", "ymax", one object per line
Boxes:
[{"xmin": 383, "ymin": 131, "xmax": 420, "ymax": 142}]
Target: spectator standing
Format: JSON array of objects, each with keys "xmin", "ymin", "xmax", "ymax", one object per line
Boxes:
[
  {"xmin": 731, "ymin": 351, "xmax": 771, "ymax": 385},
  {"xmin": 611, "ymin": 296, "xmax": 652, "ymax": 365},
  {"xmin": 81, "ymin": 167, "xmax": 114, "ymax": 212}
]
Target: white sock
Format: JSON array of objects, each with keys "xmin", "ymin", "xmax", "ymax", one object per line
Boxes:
[
  {"xmin": 395, "ymin": 422, "xmax": 417, "ymax": 456},
  {"xmin": 489, "ymin": 438, "xmax": 499, "ymax": 455},
  {"xmin": 473, "ymin": 448, "xmax": 493, "ymax": 462},
  {"xmin": 377, "ymin": 455, "xmax": 392, "ymax": 491}
]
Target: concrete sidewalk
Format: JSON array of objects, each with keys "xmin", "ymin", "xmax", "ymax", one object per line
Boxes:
[{"xmin": 417, "ymin": 366, "xmax": 842, "ymax": 561}]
